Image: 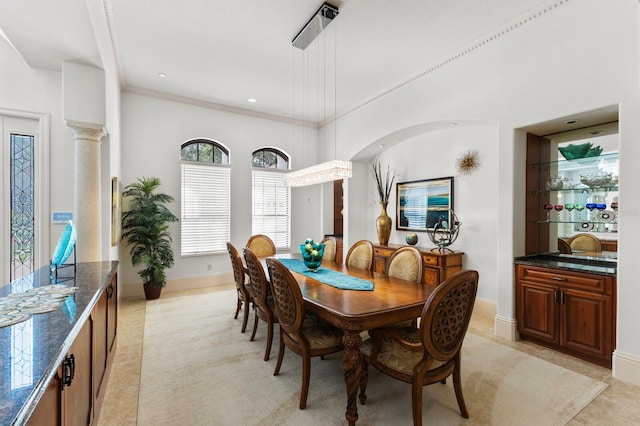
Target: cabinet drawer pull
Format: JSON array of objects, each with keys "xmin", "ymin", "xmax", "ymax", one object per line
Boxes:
[{"xmin": 551, "ymin": 276, "xmax": 568, "ymax": 281}]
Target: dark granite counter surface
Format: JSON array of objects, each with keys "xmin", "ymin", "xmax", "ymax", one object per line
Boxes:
[
  {"xmin": 0, "ymin": 261, "xmax": 118, "ymax": 425},
  {"xmin": 514, "ymin": 253, "xmax": 616, "ymax": 277}
]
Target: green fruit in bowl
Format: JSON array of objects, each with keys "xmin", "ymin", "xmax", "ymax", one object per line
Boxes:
[
  {"xmin": 305, "ymin": 243, "xmax": 313, "ymax": 252},
  {"xmin": 305, "ymin": 238, "xmax": 314, "ymax": 245},
  {"xmin": 311, "ymin": 249, "xmax": 319, "ymax": 258}
]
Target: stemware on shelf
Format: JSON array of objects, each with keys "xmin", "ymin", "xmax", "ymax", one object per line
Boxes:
[
  {"xmin": 574, "ymin": 203, "xmax": 585, "ymax": 220},
  {"xmin": 543, "ymin": 203, "xmax": 553, "ymax": 221},
  {"xmin": 611, "ymin": 201, "xmax": 619, "ymax": 211},
  {"xmin": 564, "ymin": 203, "xmax": 575, "ymax": 222},
  {"xmin": 554, "ymin": 204, "xmax": 564, "ymax": 221},
  {"xmin": 585, "ymin": 203, "xmax": 597, "ymax": 221}
]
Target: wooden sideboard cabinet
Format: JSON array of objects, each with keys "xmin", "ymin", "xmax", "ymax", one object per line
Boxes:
[
  {"xmin": 373, "ymin": 244, "xmax": 464, "ymax": 286},
  {"xmin": 515, "ymin": 264, "xmax": 615, "ymax": 367},
  {"xmin": 27, "ymin": 270, "xmax": 118, "ymax": 425}
]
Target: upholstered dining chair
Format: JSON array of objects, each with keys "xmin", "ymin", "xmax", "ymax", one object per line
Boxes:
[
  {"xmin": 246, "ymin": 234, "xmax": 276, "ymax": 257},
  {"xmin": 568, "ymin": 233, "xmax": 602, "ymax": 252},
  {"xmin": 345, "ymin": 240, "xmax": 374, "ymax": 271},
  {"xmin": 226, "ymin": 242, "xmax": 253, "ymax": 333},
  {"xmin": 558, "ymin": 238, "xmax": 572, "ymax": 254},
  {"xmin": 243, "ymin": 247, "xmax": 279, "ymax": 361},
  {"xmin": 385, "ymin": 246, "xmax": 423, "ymax": 284},
  {"xmin": 359, "ymin": 269, "xmax": 479, "ymax": 426},
  {"xmin": 265, "ymin": 258, "xmax": 344, "ymax": 410},
  {"xmin": 321, "ymin": 236, "xmax": 337, "ymax": 262}
]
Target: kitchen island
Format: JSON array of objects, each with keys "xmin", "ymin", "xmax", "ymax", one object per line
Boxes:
[{"xmin": 0, "ymin": 261, "xmax": 118, "ymax": 425}]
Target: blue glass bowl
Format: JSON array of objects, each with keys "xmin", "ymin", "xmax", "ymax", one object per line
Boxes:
[{"xmin": 299, "ymin": 243, "xmax": 325, "ymax": 272}]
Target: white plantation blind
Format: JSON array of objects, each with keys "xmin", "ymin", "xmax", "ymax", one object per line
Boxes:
[
  {"xmin": 181, "ymin": 162, "xmax": 230, "ymax": 255},
  {"xmin": 252, "ymin": 169, "xmax": 290, "ymax": 249}
]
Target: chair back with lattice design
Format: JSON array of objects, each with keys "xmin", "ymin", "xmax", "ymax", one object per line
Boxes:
[
  {"xmin": 227, "ymin": 242, "xmax": 246, "ymax": 292},
  {"xmin": 266, "ymin": 258, "xmax": 305, "ymax": 336},
  {"xmin": 345, "ymin": 240, "xmax": 374, "ymax": 270},
  {"xmin": 385, "ymin": 246, "xmax": 423, "ymax": 283},
  {"xmin": 246, "ymin": 234, "xmax": 276, "ymax": 257},
  {"xmin": 243, "ymin": 247, "xmax": 269, "ymax": 306},
  {"xmin": 420, "ymin": 269, "xmax": 478, "ymax": 362}
]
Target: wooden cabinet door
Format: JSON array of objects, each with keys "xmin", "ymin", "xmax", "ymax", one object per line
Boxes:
[
  {"xmin": 93, "ymin": 289, "xmax": 108, "ymax": 403},
  {"xmin": 64, "ymin": 318, "xmax": 93, "ymax": 426},
  {"xmin": 107, "ymin": 276, "xmax": 117, "ymax": 356},
  {"xmin": 561, "ymin": 288, "xmax": 612, "ymax": 361},
  {"xmin": 27, "ymin": 367, "xmax": 62, "ymax": 426},
  {"xmin": 517, "ymin": 280, "xmax": 558, "ymax": 344}
]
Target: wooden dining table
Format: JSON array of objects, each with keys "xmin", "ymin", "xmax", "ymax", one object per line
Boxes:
[{"xmin": 262, "ymin": 254, "xmax": 434, "ymax": 425}]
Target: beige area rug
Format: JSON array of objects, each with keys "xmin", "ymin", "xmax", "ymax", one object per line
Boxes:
[{"xmin": 137, "ymin": 290, "xmax": 608, "ymax": 426}]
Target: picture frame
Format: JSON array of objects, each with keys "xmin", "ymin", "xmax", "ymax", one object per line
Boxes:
[
  {"xmin": 396, "ymin": 176, "xmax": 454, "ymax": 232},
  {"xmin": 111, "ymin": 177, "xmax": 122, "ymax": 246}
]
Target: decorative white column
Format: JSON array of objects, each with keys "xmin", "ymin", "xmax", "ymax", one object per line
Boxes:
[{"xmin": 66, "ymin": 121, "xmax": 105, "ymax": 263}]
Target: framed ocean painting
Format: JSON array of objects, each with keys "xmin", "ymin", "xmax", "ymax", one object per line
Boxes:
[{"xmin": 396, "ymin": 177, "xmax": 454, "ymax": 232}]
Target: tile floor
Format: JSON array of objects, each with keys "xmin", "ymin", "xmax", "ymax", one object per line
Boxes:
[{"xmin": 97, "ymin": 286, "xmax": 640, "ymax": 425}]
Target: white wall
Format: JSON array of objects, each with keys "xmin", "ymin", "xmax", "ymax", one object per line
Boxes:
[
  {"xmin": 331, "ymin": 0, "xmax": 640, "ymax": 383},
  {"xmin": 119, "ymin": 93, "xmax": 321, "ymax": 294}
]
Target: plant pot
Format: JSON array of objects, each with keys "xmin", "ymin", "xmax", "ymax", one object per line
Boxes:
[
  {"xmin": 143, "ymin": 284, "xmax": 163, "ymax": 300},
  {"xmin": 376, "ymin": 202, "xmax": 392, "ymax": 246}
]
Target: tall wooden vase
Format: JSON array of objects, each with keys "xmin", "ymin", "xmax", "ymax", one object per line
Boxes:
[{"xmin": 376, "ymin": 202, "xmax": 392, "ymax": 246}]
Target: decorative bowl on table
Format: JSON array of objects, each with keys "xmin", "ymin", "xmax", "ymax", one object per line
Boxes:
[
  {"xmin": 406, "ymin": 233, "xmax": 418, "ymax": 246},
  {"xmin": 580, "ymin": 172, "xmax": 612, "ymax": 188},
  {"xmin": 299, "ymin": 239, "xmax": 325, "ymax": 272}
]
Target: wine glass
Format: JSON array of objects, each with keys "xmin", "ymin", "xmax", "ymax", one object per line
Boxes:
[
  {"xmin": 611, "ymin": 201, "xmax": 618, "ymax": 211},
  {"xmin": 574, "ymin": 203, "xmax": 585, "ymax": 220},
  {"xmin": 585, "ymin": 202, "xmax": 597, "ymax": 221},
  {"xmin": 564, "ymin": 203, "xmax": 575, "ymax": 221},
  {"xmin": 554, "ymin": 204, "xmax": 564, "ymax": 221},
  {"xmin": 543, "ymin": 203, "xmax": 553, "ymax": 221}
]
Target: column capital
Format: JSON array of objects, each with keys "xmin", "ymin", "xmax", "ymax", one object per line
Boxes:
[{"xmin": 65, "ymin": 120, "xmax": 106, "ymax": 141}]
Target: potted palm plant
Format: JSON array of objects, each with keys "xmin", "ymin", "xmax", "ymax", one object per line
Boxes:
[{"xmin": 121, "ymin": 177, "xmax": 179, "ymax": 300}]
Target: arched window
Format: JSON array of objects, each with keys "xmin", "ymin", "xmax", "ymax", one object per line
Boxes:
[
  {"xmin": 180, "ymin": 139, "xmax": 230, "ymax": 255},
  {"xmin": 252, "ymin": 148, "xmax": 288, "ymax": 169},
  {"xmin": 251, "ymin": 148, "xmax": 290, "ymax": 249},
  {"xmin": 181, "ymin": 139, "xmax": 229, "ymax": 164}
]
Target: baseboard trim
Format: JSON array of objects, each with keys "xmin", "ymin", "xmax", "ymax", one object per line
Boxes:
[
  {"xmin": 613, "ymin": 349, "xmax": 640, "ymax": 386},
  {"xmin": 121, "ymin": 272, "xmax": 234, "ymax": 299},
  {"xmin": 495, "ymin": 315, "xmax": 518, "ymax": 341}
]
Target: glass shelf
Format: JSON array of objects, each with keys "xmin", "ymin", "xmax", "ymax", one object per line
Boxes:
[
  {"xmin": 527, "ymin": 152, "xmax": 619, "ymax": 168},
  {"xmin": 528, "ymin": 186, "xmax": 618, "ymax": 195}
]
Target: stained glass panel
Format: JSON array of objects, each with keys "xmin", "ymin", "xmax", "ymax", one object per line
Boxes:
[{"xmin": 10, "ymin": 134, "xmax": 35, "ymax": 281}]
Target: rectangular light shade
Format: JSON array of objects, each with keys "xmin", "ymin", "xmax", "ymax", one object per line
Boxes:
[{"xmin": 285, "ymin": 160, "xmax": 352, "ymax": 187}]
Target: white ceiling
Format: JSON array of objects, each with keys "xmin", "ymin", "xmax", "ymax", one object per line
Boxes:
[{"xmin": 1, "ymin": 0, "xmax": 575, "ymax": 124}]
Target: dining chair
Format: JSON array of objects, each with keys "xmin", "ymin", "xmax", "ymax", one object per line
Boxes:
[
  {"xmin": 321, "ymin": 236, "xmax": 337, "ymax": 262},
  {"xmin": 568, "ymin": 233, "xmax": 602, "ymax": 252},
  {"xmin": 384, "ymin": 246, "xmax": 423, "ymax": 284},
  {"xmin": 226, "ymin": 242, "xmax": 253, "ymax": 333},
  {"xmin": 246, "ymin": 234, "xmax": 276, "ymax": 257},
  {"xmin": 345, "ymin": 240, "xmax": 374, "ymax": 271},
  {"xmin": 266, "ymin": 258, "xmax": 344, "ymax": 410},
  {"xmin": 359, "ymin": 269, "xmax": 479, "ymax": 426},
  {"xmin": 243, "ymin": 247, "xmax": 279, "ymax": 361},
  {"xmin": 558, "ymin": 238, "xmax": 572, "ymax": 254}
]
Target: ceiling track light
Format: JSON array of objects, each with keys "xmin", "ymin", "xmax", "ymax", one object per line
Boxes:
[{"xmin": 292, "ymin": 2, "xmax": 339, "ymax": 50}]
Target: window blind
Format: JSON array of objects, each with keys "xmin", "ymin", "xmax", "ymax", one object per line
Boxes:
[
  {"xmin": 181, "ymin": 162, "xmax": 230, "ymax": 255},
  {"xmin": 252, "ymin": 169, "xmax": 290, "ymax": 249}
]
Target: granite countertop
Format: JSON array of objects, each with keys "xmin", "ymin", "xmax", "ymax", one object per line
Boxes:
[
  {"xmin": 514, "ymin": 253, "xmax": 616, "ymax": 277},
  {"xmin": 0, "ymin": 261, "xmax": 118, "ymax": 425}
]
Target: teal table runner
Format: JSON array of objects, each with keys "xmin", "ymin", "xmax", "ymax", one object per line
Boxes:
[{"xmin": 276, "ymin": 258, "xmax": 374, "ymax": 291}]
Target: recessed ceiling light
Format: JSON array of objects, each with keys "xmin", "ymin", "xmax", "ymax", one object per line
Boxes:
[
  {"xmin": 248, "ymin": 98, "xmax": 257, "ymax": 103},
  {"xmin": 158, "ymin": 72, "xmax": 166, "ymax": 78},
  {"xmin": 449, "ymin": 122, "xmax": 458, "ymax": 126},
  {"xmin": 564, "ymin": 119, "xmax": 577, "ymax": 125},
  {"xmin": 379, "ymin": 144, "xmax": 385, "ymax": 148}
]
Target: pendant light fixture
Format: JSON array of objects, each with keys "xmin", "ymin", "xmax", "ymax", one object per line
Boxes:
[{"xmin": 286, "ymin": 2, "xmax": 352, "ymax": 187}]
